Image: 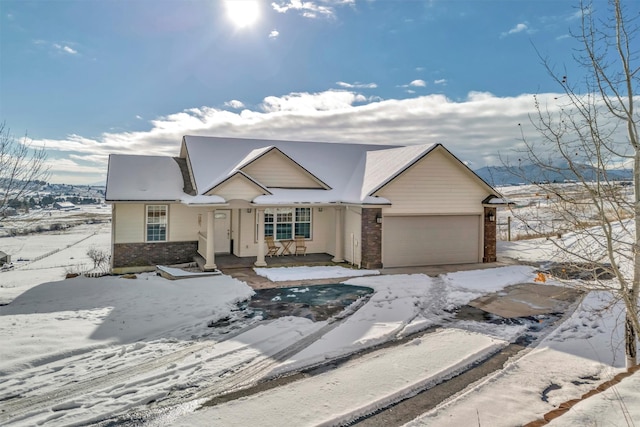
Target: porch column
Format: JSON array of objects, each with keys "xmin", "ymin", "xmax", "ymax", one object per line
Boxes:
[
  {"xmin": 332, "ymin": 206, "xmax": 344, "ymax": 263},
  {"xmin": 204, "ymin": 209, "xmax": 217, "ymax": 270},
  {"xmin": 255, "ymin": 208, "xmax": 267, "ymax": 267}
]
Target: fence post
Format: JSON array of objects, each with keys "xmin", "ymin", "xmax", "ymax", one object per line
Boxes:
[{"xmin": 507, "ymin": 216, "xmax": 511, "ymax": 241}]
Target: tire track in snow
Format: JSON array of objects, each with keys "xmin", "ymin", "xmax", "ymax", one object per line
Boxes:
[
  {"xmin": 0, "ymin": 314, "xmax": 343, "ymax": 426},
  {"xmin": 0, "ymin": 340, "xmax": 215, "ymax": 424},
  {"xmin": 0, "ymin": 320, "xmax": 277, "ymax": 425},
  {"xmin": 92, "ymin": 314, "xmax": 355, "ymax": 426},
  {"xmin": 193, "ymin": 315, "xmax": 346, "ymax": 401}
]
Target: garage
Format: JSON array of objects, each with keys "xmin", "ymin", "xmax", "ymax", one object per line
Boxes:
[{"xmin": 382, "ymin": 215, "xmax": 481, "ymax": 267}]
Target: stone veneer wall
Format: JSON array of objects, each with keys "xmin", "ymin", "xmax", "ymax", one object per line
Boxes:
[
  {"xmin": 113, "ymin": 241, "xmax": 198, "ymax": 270},
  {"xmin": 361, "ymin": 208, "xmax": 382, "ymax": 269},
  {"xmin": 483, "ymin": 207, "xmax": 497, "ymax": 263}
]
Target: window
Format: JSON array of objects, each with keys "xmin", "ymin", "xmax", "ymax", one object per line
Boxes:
[
  {"xmin": 295, "ymin": 207, "xmax": 311, "ymax": 238},
  {"xmin": 146, "ymin": 205, "xmax": 167, "ymax": 242},
  {"xmin": 259, "ymin": 207, "xmax": 312, "ymax": 240}
]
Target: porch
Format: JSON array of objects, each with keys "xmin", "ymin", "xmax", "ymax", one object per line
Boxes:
[
  {"xmin": 195, "ymin": 252, "xmax": 336, "ymax": 270},
  {"xmin": 195, "ymin": 205, "xmax": 348, "ymax": 271}
]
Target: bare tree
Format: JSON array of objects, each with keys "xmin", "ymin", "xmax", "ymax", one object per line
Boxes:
[
  {"xmin": 86, "ymin": 247, "xmax": 109, "ymax": 272},
  {"xmin": 510, "ymin": 0, "xmax": 639, "ymax": 367},
  {"xmin": 0, "ymin": 122, "xmax": 50, "ymax": 216}
]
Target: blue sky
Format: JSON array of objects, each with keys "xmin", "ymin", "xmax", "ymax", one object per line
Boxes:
[{"xmin": 0, "ymin": 0, "xmax": 631, "ymax": 184}]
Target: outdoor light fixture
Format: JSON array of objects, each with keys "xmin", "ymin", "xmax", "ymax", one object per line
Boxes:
[
  {"xmin": 318, "ymin": 207, "xmax": 323, "ymax": 212},
  {"xmin": 376, "ymin": 214, "xmax": 383, "ymax": 224},
  {"xmin": 487, "ymin": 211, "xmax": 495, "ymax": 222},
  {"xmin": 247, "ymin": 208, "xmax": 252, "ymax": 213}
]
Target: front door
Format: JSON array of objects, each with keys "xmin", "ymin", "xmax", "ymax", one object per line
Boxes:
[{"xmin": 214, "ymin": 210, "xmax": 231, "ymax": 254}]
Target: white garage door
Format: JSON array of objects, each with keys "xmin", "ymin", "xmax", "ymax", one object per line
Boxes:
[{"xmin": 383, "ymin": 215, "xmax": 481, "ymax": 267}]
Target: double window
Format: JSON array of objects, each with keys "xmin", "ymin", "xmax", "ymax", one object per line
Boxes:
[
  {"xmin": 262, "ymin": 207, "xmax": 311, "ymax": 240},
  {"xmin": 146, "ymin": 205, "xmax": 167, "ymax": 242}
]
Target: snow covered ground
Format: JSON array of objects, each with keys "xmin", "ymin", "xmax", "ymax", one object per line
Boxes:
[{"xmin": 0, "ymin": 203, "xmax": 638, "ymax": 426}]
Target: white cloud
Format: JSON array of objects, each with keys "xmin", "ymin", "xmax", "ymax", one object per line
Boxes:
[
  {"xmin": 269, "ymin": 30, "xmax": 280, "ymax": 39},
  {"xmin": 271, "ymin": 0, "xmax": 353, "ymax": 19},
  {"xmin": 434, "ymin": 79, "xmax": 447, "ymax": 85},
  {"xmin": 35, "ymin": 88, "xmax": 628, "ymax": 185},
  {"xmin": 135, "ymin": 115, "xmax": 143, "ymax": 120},
  {"xmin": 399, "ymin": 79, "xmax": 427, "ymax": 89},
  {"xmin": 336, "ymin": 81, "xmax": 378, "ymax": 89},
  {"xmin": 35, "ymin": 40, "xmax": 79, "ymax": 55},
  {"xmin": 53, "ymin": 43, "xmax": 78, "ymax": 55},
  {"xmin": 261, "ymin": 90, "xmax": 365, "ymax": 112},
  {"xmin": 225, "ymin": 100, "xmax": 245, "ymax": 109},
  {"xmin": 501, "ymin": 22, "xmax": 529, "ymax": 38}
]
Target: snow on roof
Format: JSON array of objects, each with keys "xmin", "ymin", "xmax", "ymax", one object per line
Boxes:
[
  {"xmin": 55, "ymin": 201, "xmax": 76, "ymax": 208},
  {"xmin": 182, "ymin": 136, "xmax": 409, "ymax": 204},
  {"xmin": 106, "ymin": 155, "xmax": 187, "ymax": 201},
  {"xmin": 361, "ymin": 144, "xmax": 436, "ymax": 198},
  {"xmin": 106, "ymin": 137, "xmax": 496, "ymax": 205},
  {"xmin": 486, "ymin": 197, "xmax": 511, "ymax": 204},
  {"xmin": 204, "ymin": 170, "xmax": 272, "ymax": 197},
  {"xmin": 235, "ymin": 146, "xmax": 275, "ymax": 170}
]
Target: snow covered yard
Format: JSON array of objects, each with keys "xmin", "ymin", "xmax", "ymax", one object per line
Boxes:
[
  {"xmin": 0, "ymin": 221, "xmax": 112, "ymax": 304},
  {"xmin": 1, "ymin": 205, "xmax": 638, "ymax": 426},
  {"xmin": 1, "ymin": 260, "xmax": 627, "ymax": 427}
]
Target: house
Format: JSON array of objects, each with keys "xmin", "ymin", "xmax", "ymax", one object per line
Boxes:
[
  {"xmin": 0, "ymin": 250, "xmax": 10, "ymax": 265},
  {"xmin": 105, "ymin": 136, "xmax": 503, "ymax": 274},
  {"xmin": 54, "ymin": 201, "xmax": 76, "ymax": 210},
  {"xmin": 0, "ymin": 207, "xmax": 18, "ymax": 217}
]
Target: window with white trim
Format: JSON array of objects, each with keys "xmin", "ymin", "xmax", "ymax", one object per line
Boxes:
[
  {"xmin": 260, "ymin": 207, "xmax": 312, "ymax": 240},
  {"xmin": 146, "ymin": 205, "xmax": 167, "ymax": 242}
]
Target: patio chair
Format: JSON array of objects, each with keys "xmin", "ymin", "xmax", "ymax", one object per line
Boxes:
[
  {"xmin": 265, "ymin": 236, "xmax": 280, "ymax": 257},
  {"xmin": 294, "ymin": 235, "xmax": 307, "ymax": 256}
]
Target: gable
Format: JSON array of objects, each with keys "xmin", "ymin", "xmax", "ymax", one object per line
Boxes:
[
  {"xmin": 240, "ymin": 149, "xmax": 329, "ymax": 189},
  {"xmin": 375, "ymin": 147, "xmax": 494, "ymax": 214},
  {"xmin": 205, "ymin": 173, "xmax": 270, "ymax": 201}
]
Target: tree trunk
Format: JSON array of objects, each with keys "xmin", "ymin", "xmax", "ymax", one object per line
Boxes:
[{"xmin": 631, "ymin": 150, "xmax": 640, "ymax": 368}]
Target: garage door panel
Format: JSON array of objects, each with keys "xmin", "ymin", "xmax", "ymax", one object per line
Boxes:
[{"xmin": 383, "ymin": 215, "xmax": 480, "ymax": 267}]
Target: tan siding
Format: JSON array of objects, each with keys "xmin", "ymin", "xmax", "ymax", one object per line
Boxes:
[
  {"xmin": 307, "ymin": 208, "xmax": 329, "ymax": 254},
  {"xmin": 377, "ymin": 149, "xmax": 489, "ymax": 215},
  {"xmin": 169, "ymin": 204, "xmax": 205, "ymax": 242},
  {"xmin": 210, "ymin": 176, "xmax": 265, "ymax": 201},
  {"xmin": 113, "ymin": 203, "xmax": 144, "ymax": 243},
  {"xmin": 114, "ymin": 203, "xmax": 205, "ymax": 244},
  {"xmin": 344, "ymin": 206, "xmax": 362, "ymax": 266},
  {"xmin": 325, "ymin": 208, "xmax": 337, "ymax": 257},
  {"xmin": 242, "ymin": 151, "xmax": 322, "ymax": 188},
  {"xmin": 236, "ymin": 209, "xmax": 255, "ymax": 257}
]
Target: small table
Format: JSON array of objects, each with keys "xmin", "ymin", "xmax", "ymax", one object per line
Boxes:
[{"xmin": 280, "ymin": 239, "xmax": 294, "ymax": 255}]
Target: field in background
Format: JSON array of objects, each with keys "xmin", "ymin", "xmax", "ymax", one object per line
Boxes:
[
  {"xmin": 496, "ymin": 183, "xmax": 634, "ymax": 241},
  {"xmin": 0, "ymin": 206, "xmax": 112, "ymax": 304}
]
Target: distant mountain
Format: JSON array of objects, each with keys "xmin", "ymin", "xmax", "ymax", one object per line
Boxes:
[{"xmin": 474, "ymin": 163, "xmax": 632, "ymax": 187}]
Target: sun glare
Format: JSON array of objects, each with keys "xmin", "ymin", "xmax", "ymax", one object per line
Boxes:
[{"xmin": 226, "ymin": 0, "xmax": 260, "ymax": 28}]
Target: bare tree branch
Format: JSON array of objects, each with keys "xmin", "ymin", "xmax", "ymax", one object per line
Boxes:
[
  {"xmin": 510, "ymin": 0, "xmax": 639, "ymax": 368},
  {"xmin": 0, "ymin": 122, "xmax": 50, "ymax": 217}
]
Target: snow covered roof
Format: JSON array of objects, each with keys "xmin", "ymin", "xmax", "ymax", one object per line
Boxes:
[
  {"xmin": 106, "ymin": 155, "xmax": 185, "ymax": 202},
  {"xmin": 482, "ymin": 195, "xmax": 514, "ymax": 205},
  {"xmin": 106, "ymin": 155, "xmax": 224, "ymax": 204},
  {"xmin": 106, "ymin": 137, "xmax": 496, "ymax": 205}
]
